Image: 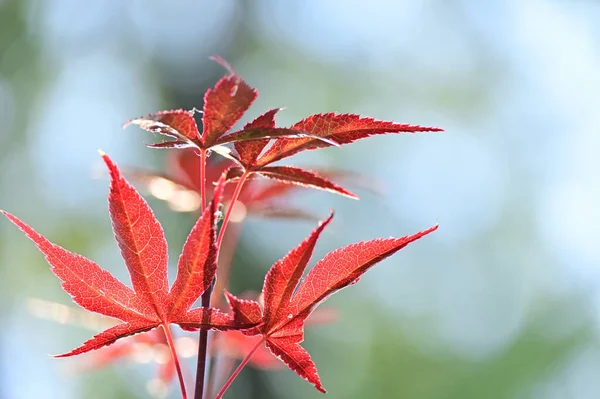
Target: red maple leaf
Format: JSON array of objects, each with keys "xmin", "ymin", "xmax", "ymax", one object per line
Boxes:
[
  {"xmin": 123, "ymin": 60, "xmax": 316, "ymax": 152},
  {"xmin": 0, "ymin": 152, "xmax": 248, "ymax": 358},
  {"xmin": 228, "ymin": 105, "xmax": 439, "ymax": 187},
  {"xmin": 223, "ymin": 106, "xmax": 359, "ymax": 198},
  {"xmin": 124, "ymin": 58, "xmax": 441, "ymax": 201},
  {"xmin": 223, "ymin": 214, "xmax": 438, "ymax": 393},
  {"xmin": 253, "ymin": 112, "xmax": 443, "ymax": 166},
  {"xmin": 221, "ymin": 110, "xmax": 440, "ymax": 198}
]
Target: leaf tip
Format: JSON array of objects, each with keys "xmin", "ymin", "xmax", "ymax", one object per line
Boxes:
[
  {"xmin": 347, "ymin": 191, "xmax": 360, "ymax": 200},
  {"xmin": 98, "ymin": 151, "xmax": 113, "ymax": 168},
  {"xmin": 315, "ymin": 210, "xmax": 334, "ymax": 231},
  {"xmin": 0, "ymin": 210, "xmax": 13, "ymax": 225},
  {"xmin": 223, "ymin": 290, "xmax": 235, "ymax": 304},
  {"xmin": 419, "ymin": 223, "xmax": 439, "ymax": 237},
  {"xmin": 0, "ymin": 210, "xmax": 24, "ymax": 230},
  {"xmin": 419, "ymin": 125, "xmax": 444, "ymax": 133},
  {"xmin": 0, "ymin": 209, "xmax": 15, "ymax": 221},
  {"xmin": 99, "ymin": 152, "xmax": 119, "ymax": 181}
]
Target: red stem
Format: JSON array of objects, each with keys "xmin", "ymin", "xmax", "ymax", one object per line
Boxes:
[
  {"xmin": 204, "ymin": 172, "xmax": 250, "ymax": 396},
  {"xmin": 162, "ymin": 324, "xmax": 187, "ymax": 399},
  {"xmin": 194, "ymin": 157, "xmax": 250, "ymax": 399},
  {"xmin": 217, "ymin": 171, "xmax": 250, "ymax": 251},
  {"xmin": 211, "ymin": 223, "xmax": 242, "ymax": 304},
  {"xmin": 194, "ymin": 148, "xmax": 210, "ymax": 399},
  {"xmin": 199, "ymin": 149, "xmax": 207, "ymax": 210},
  {"xmin": 215, "ymin": 337, "xmax": 266, "ymax": 399}
]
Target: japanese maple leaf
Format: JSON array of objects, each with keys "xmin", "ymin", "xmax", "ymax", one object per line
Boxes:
[
  {"xmin": 225, "ymin": 213, "xmax": 438, "ymax": 392},
  {"xmin": 222, "ymin": 106, "xmax": 357, "ymax": 199},
  {"xmin": 124, "ymin": 57, "xmax": 441, "ymax": 199},
  {"xmin": 252, "ymin": 112, "xmax": 443, "ymax": 167},
  {"xmin": 123, "ymin": 58, "xmax": 320, "ymax": 152},
  {"xmin": 0, "ymin": 152, "xmax": 246, "ymax": 357},
  {"xmin": 225, "ymin": 108, "xmax": 442, "ymax": 198},
  {"xmin": 219, "ymin": 68, "xmax": 441, "ymax": 194}
]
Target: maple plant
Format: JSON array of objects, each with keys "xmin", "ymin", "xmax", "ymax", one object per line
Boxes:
[{"xmin": 1, "ymin": 58, "xmax": 441, "ymax": 399}]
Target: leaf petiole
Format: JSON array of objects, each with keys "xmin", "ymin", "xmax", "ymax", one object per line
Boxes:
[
  {"xmin": 216, "ymin": 170, "xmax": 250, "ymax": 251},
  {"xmin": 200, "ymin": 149, "xmax": 207, "ymax": 210},
  {"xmin": 215, "ymin": 336, "xmax": 267, "ymax": 399},
  {"xmin": 162, "ymin": 324, "xmax": 187, "ymax": 399}
]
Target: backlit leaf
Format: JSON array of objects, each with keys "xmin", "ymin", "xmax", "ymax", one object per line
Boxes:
[
  {"xmin": 257, "ymin": 113, "xmax": 443, "ymax": 166},
  {"xmin": 202, "ymin": 73, "xmax": 257, "ymax": 147},
  {"xmin": 1, "ymin": 153, "xmax": 253, "ymax": 358},
  {"xmin": 226, "ymin": 216, "xmax": 437, "ymax": 392}
]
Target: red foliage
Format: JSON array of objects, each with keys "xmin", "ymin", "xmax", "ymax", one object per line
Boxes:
[
  {"xmin": 225, "ymin": 215, "xmax": 437, "ymax": 392},
  {"xmin": 255, "ymin": 113, "xmax": 443, "ymax": 166},
  {"xmin": 1, "ymin": 57, "xmax": 442, "ymax": 398},
  {"xmin": 233, "ymin": 165, "xmax": 358, "ymax": 199},
  {"xmin": 202, "ymin": 74, "xmax": 257, "ymax": 147},
  {"xmin": 1, "ymin": 153, "xmax": 243, "ymax": 357},
  {"xmin": 234, "ymin": 108, "xmax": 280, "ymax": 166},
  {"xmin": 124, "ymin": 61, "xmax": 441, "ymax": 204}
]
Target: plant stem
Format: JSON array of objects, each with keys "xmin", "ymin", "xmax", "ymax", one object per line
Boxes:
[
  {"xmin": 194, "ymin": 294, "xmax": 211, "ymax": 399},
  {"xmin": 206, "ymin": 190, "xmax": 245, "ymax": 395},
  {"xmin": 194, "ymin": 159, "xmax": 250, "ymax": 399},
  {"xmin": 199, "ymin": 149, "xmax": 207, "ymax": 210},
  {"xmin": 194, "ymin": 148, "xmax": 210, "ymax": 399},
  {"xmin": 211, "ymin": 223, "xmax": 242, "ymax": 304},
  {"xmin": 162, "ymin": 324, "xmax": 187, "ymax": 399},
  {"xmin": 215, "ymin": 337, "xmax": 266, "ymax": 399},
  {"xmin": 216, "ymin": 171, "xmax": 250, "ymax": 251}
]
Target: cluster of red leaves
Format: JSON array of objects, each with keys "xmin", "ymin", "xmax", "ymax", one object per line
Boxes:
[
  {"xmin": 2, "ymin": 57, "xmax": 441, "ymax": 398},
  {"xmin": 125, "ymin": 57, "xmax": 440, "ymax": 200}
]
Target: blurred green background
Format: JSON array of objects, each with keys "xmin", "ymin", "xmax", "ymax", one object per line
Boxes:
[{"xmin": 1, "ymin": 0, "xmax": 599, "ymax": 398}]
